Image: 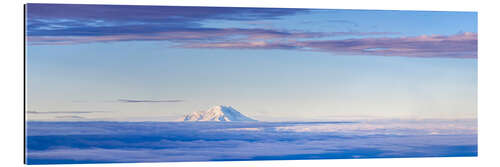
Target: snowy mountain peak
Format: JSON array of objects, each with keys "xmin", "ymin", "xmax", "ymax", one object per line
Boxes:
[{"xmin": 179, "ymin": 105, "xmax": 257, "ymax": 122}]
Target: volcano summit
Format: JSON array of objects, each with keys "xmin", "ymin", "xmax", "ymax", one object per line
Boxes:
[{"xmin": 179, "ymin": 105, "xmax": 257, "ymax": 122}]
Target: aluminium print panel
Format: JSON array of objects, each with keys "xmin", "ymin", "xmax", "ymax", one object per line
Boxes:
[{"xmin": 25, "ymin": 3, "xmax": 477, "ymax": 164}]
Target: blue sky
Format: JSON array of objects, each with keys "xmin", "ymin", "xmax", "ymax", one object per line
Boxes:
[{"xmin": 25, "ymin": 4, "xmax": 477, "ymax": 121}]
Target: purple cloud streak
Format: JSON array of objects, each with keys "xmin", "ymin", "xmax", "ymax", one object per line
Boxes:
[
  {"xmin": 185, "ymin": 32, "xmax": 477, "ymax": 58},
  {"xmin": 302, "ymin": 32, "xmax": 477, "ymax": 58},
  {"xmin": 26, "ymin": 4, "xmax": 477, "ymax": 59}
]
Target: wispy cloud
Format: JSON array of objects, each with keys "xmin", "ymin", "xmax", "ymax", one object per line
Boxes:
[
  {"xmin": 117, "ymin": 99, "xmax": 184, "ymax": 103},
  {"xmin": 26, "ymin": 4, "xmax": 307, "ymax": 37},
  {"xmin": 186, "ymin": 32, "xmax": 477, "ymax": 58},
  {"xmin": 301, "ymin": 32, "xmax": 478, "ymax": 58},
  {"xmin": 27, "ymin": 28, "xmax": 318, "ymax": 45},
  {"xmin": 25, "ymin": 4, "xmax": 476, "ymax": 59},
  {"xmin": 26, "ymin": 4, "xmax": 394, "ymax": 46},
  {"xmin": 27, "ymin": 4, "xmax": 307, "ymax": 22},
  {"xmin": 26, "ymin": 26, "xmax": 397, "ymax": 45},
  {"xmin": 54, "ymin": 116, "xmax": 86, "ymax": 119},
  {"xmin": 27, "ymin": 111, "xmax": 106, "ymax": 114}
]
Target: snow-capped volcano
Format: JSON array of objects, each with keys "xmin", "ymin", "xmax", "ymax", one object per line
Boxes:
[{"xmin": 179, "ymin": 105, "xmax": 257, "ymax": 122}]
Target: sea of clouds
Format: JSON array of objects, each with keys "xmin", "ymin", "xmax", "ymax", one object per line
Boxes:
[{"xmin": 26, "ymin": 119, "xmax": 477, "ymax": 164}]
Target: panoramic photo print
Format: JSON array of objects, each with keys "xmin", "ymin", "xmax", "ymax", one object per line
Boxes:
[{"xmin": 25, "ymin": 3, "xmax": 477, "ymax": 164}]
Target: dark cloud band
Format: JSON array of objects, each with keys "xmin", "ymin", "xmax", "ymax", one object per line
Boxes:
[{"xmin": 25, "ymin": 4, "xmax": 476, "ymax": 59}]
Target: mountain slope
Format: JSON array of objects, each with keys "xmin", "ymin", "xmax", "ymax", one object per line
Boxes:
[{"xmin": 179, "ymin": 105, "xmax": 257, "ymax": 122}]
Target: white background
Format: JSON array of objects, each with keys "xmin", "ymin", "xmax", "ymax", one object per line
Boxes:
[{"xmin": 1, "ymin": 0, "xmax": 498, "ymax": 166}]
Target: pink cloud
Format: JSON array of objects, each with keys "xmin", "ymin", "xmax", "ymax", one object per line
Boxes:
[
  {"xmin": 185, "ymin": 32, "xmax": 477, "ymax": 59},
  {"xmin": 301, "ymin": 32, "xmax": 477, "ymax": 58},
  {"xmin": 27, "ymin": 28, "xmax": 394, "ymax": 45},
  {"xmin": 27, "ymin": 26, "xmax": 476, "ymax": 59}
]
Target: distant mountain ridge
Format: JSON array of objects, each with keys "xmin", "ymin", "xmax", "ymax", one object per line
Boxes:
[{"xmin": 178, "ymin": 105, "xmax": 257, "ymax": 122}]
